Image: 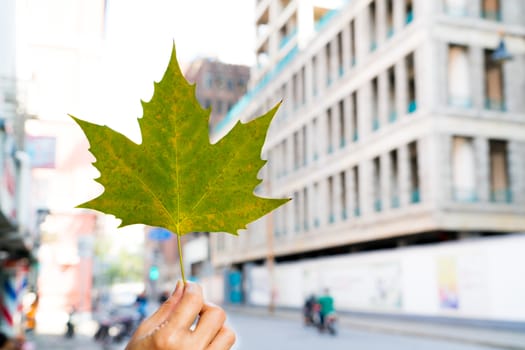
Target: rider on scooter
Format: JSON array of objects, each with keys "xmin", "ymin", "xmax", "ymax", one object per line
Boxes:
[{"xmin": 317, "ymin": 288, "xmax": 335, "ymax": 331}]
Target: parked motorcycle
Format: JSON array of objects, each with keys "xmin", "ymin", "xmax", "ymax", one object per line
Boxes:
[
  {"xmin": 318, "ymin": 312, "xmax": 337, "ymax": 336},
  {"xmin": 94, "ymin": 308, "xmax": 139, "ymax": 349}
]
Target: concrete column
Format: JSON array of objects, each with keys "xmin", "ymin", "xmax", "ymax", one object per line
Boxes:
[
  {"xmin": 395, "ymin": 58, "xmax": 408, "ymax": 119},
  {"xmin": 333, "ymin": 172, "xmax": 342, "ymax": 222},
  {"xmin": 304, "ymin": 59, "xmax": 313, "ymax": 106},
  {"xmin": 470, "ymin": 46, "xmax": 484, "ymax": 111},
  {"xmin": 285, "ymin": 195, "xmax": 295, "ymax": 235},
  {"xmin": 318, "ymin": 44, "xmax": 328, "ymax": 96},
  {"xmin": 355, "ymin": 7, "xmax": 370, "ymax": 64},
  {"xmin": 359, "ymin": 161, "xmax": 373, "ymax": 216},
  {"xmin": 508, "ymin": 141, "xmax": 525, "ymax": 205},
  {"xmin": 440, "ymin": 134, "xmax": 453, "ymax": 204},
  {"xmin": 414, "ymin": 47, "xmax": 426, "ymax": 113},
  {"xmin": 285, "ymin": 138, "xmax": 293, "ymax": 176},
  {"xmin": 341, "ymin": 24, "xmax": 351, "ymax": 70},
  {"xmin": 332, "ymin": 101, "xmax": 342, "ymax": 150},
  {"xmin": 417, "ymin": 137, "xmax": 429, "ymax": 203},
  {"xmin": 297, "ymin": 189, "xmax": 304, "ymax": 233},
  {"xmin": 342, "ymin": 95, "xmax": 351, "ymax": 146},
  {"xmin": 380, "ymin": 152, "xmax": 391, "ymax": 211},
  {"xmin": 307, "ymin": 183, "xmax": 316, "ymax": 229},
  {"xmin": 467, "ymin": 0, "xmax": 481, "ymax": 17},
  {"xmin": 504, "ymin": 54, "xmax": 525, "ymax": 113},
  {"xmin": 398, "ymin": 143, "xmax": 410, "ymax": 207},
  {"xmin": 358, "ymin": 84, "xmax": 371, "ymax": 141},
  {"xmin": 434, "ymin": 41, "xmax": 448, "ymax": 108},
  {"xmin": 346, "ymin": 168, "xmax": 355, "ymax": 218},
  {"xmin": 378, "ymin": 70, "xmax": 389, "ymax": 128},
  {"xmin": 318, "ymin": 110, "xmax": 328, "ymax": 157},
  {"xmin": 306, "ymin": 120, "xmax": 314, "ymax": 165},
  {"xmin": 298, "ymin": 67, "xmax": 305, "ymax": 107},
  {"xmin": 376, "ymin": 0, "xmax": 387, "ymax": 46},
  {"xmin": 393, "ymin": 0, "xmax": 406, "ymax": 32},
  {"xmin": 474, "ymin": 137, "xmax": 490, "ymax": 202},
  {"xmin": 330, "ymin": 38, "xmax": 338, "ymax": 85},
  {"xmin": 300, "ymin": 127, "xmax": 307, "ymax": 168},
  {"xmin": 285, "ymin": 80, "xmax": 294, "ymax": 120},
  {"xmin": 318, "ymin": 178, "xmax": 328, "ymax": 226}
]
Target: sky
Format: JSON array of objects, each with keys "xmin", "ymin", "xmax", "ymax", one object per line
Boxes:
[{"xmin": 96, "ymin": 0, "xmax": 256, "ymax": 142}]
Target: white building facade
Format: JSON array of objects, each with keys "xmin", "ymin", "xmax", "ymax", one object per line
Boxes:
[{"xmin": 209, "ymin": 0, "xmax": 525, "ymax": 323}]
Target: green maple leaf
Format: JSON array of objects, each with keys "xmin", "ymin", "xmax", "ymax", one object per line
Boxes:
[{"xmin": 71, "ymin": 44, "xmax": 289, "ymax": 280}]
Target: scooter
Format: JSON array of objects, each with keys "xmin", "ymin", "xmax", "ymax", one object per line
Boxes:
[{"xmin": 317, "ymin": 312, "xmax": 337, "ymax": 336}]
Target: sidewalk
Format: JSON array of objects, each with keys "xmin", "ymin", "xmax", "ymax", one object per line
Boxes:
[{"xmin": 225, "ymin": 305, "xmax": 525, "ymax": 350}]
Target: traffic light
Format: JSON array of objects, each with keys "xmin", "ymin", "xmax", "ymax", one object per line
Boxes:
[{"xmin": 149, "ymin": 265, "xmax": 159, "ymax": 281}]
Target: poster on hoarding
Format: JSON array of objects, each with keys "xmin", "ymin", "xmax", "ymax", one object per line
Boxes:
[{"xmin": 437, "ymin": 255, "xmax": 459, "ymax": 309}]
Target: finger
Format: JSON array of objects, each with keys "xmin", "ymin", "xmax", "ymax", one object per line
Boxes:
[
  {"xmin": 131, "ymin": 281, "xmax": 184, "ymax": 341},
  {"xmin": 168, "ymin": 282, "xmax": 204, "ymax": 329},
  {"xmin": 206, "ymin": 326, "xmax": 236, "ymax": 350},
  {"xmin": 193, "ymin": 303, "xmax": 226, "ymax": 348}
]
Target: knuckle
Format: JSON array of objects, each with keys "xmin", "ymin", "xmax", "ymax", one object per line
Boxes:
[
  {"xmin": 184, "ymin": 291, "xmax": 203, "ymax": 308},
  {"xmin": 208, "ymin": 305, "xmax": 226, "ymax": 324}
]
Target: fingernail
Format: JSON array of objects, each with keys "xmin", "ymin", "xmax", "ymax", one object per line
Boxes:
[
  {"xmin": 172, "ymin": 280, "xmax": 183, "ymax": 296},
  {"xmin": 184, "ymin": 281, "xmax": 196, "ymax": 294}
]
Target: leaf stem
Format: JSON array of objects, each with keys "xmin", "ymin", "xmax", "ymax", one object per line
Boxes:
[{"xmin": 177, "ymin": 234, "xmax": 186, "ymax": 284}]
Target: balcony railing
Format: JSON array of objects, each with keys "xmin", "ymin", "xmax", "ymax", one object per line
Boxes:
[
  {"xmin": 406, "ymin": 11, "xmax": 414, "ymax": 25},
  {"xmin": 374, "ymin": 199, "xmax": 382, "ymax": 212},
  {"xmin": 372, "ymin": 118, "xmax": 380, "ymax": 131},
  {"xmin": 485, "ymin": 98, "xmax": 506, "ymax": 112},
  {"xmin": 408, "ymin": 100, "xmax": 417, "ymax": 114},
  {"xmin": 449, "ymin": 96, "xmax": 473, "ymax": 108},
  {"xmin": 481, "ymin": 10, "xmax": 502, "ymax": 21},
  {"xmin": 391, "ymin": 195, "xmax": 400, "ymax": 208},
  {"xmin": 453, "ymin": 188, "xmax": 478, "ymax": 203},
  {"xmin": 389, "ymin": 111, "xmax": 397, "ymax": 123},
  {"xmin": 490, "ymin": 188, "xmax": 512, "ymax": 203},
  {"xmin": 279, "ymin": 27, "xmax": 297, "ymax": 49},
  {"xmin": 411, "ymin": 189, "xmax": 421, "ymax": 203}
]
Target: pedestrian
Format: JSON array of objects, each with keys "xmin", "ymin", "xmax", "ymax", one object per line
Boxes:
[
  {"xmin": 135, "ymin": 291, "xmax": 148, "ymax": 322},
  {"xmin": 125, "ymin": 281, "xmax": 235, "ymax": 350}
]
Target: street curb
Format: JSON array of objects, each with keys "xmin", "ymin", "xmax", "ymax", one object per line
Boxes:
[{"xmin": 225, "ymin": 306, "xmax": 525, "ymax": 350}]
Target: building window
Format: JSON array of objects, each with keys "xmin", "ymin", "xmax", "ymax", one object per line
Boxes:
[
  {"xmin": 409, "ymin": 141, "xmax": 420, "ymax": 203},
  {"xmin": 312, "ymin": 118, "xmax": 319, "ymax": 160},
  {"xmin": 350, "ymin": 20, "xmax": 356, "ymax": 66},
  {"xmin": 312, "ymin": 56, "xmax": 318, "ymax": 96},
  {"xmin": 452, "ymin": 136, "xmax": 477, "ymax": 202},
  {"xmin": 353, "ymin": 166, "xmax": 360, "ymax": 216},
  {"xmin": 481, "ymin": 0, "xmax": 501, "ymax": 21},
  {"xmin": 325, "ymin": 43, "xmax": 332, "ymax": 86},
  {"xmin": 445, "ymin": 0, "xmax": 467, "ymax": 16},
  {"xmin": 388, "ymin": 67, "xmax": 397, "ymax": 122},
  {"xmin": 204, "ymin": 99, "xmax": 211, "ymax": 109},
  {"xmin": 489, "ymin": 140, "xmax": 511, "ymax": 202},
  {"xmin": 337, "ymin": 32, "xmax": 344, "ymax": 77},
  {"xmin": 448, "ymin": 45, "xmax": 472, "ymax": 108},
  {"xmin": 328, "ymin": 176, "xmax": 334, "ymax": 223},
  {"xmin": 351, "ymin": 92, "xmax": 358, "ymax": 141},
  {"xmin": 327, "ymin": 108, "xmax": 333, "ymax": 154},
  {"xmin": 293, "ymin": 191, "xmax": 300, "ymax": 232},
  {"xmin": 387, "ymin": 0, "xmax": 394, "ymax": 37},
  {"xmin": 292, "ymin": 73, "xmax": 299, "ymax": 110},
  {"xmin": 340, "ymin": 172, "xmax": 347, "ymax": 219},
  {"xmin": 303, "ymin": 187, "xmax": 309, "ymax": 230},
  {"xmin": 372, "ymin": 78, "xmax": 379, "ymax": 131},
  {"xmin": 300, "ymin": 66, "xmax": 306, "ymax": 105},
  {"xmin": 293, "ymin": 131, "xmax": 299, "ymax": 170},
  {"xmin": 301, "ymin": 125, "xmax": 307, "ymax": 165},
  {"xmin": 227, "ymin": 79, "xmax": 234, "ymax": 91},
  {"xmin": 373, "ymin": 157, "xmax": 382, "ymax": 211},
  {"xmin": 338, "ymin": 100, "xmax": 345, "ymax": 148},
  {"xmin": 406, "ymin": 53, "xmax": 417, "ymax": 114},
  {"xmin": 484, "ymin": 49, "xmax": 505, "ymax": 111},
  {"xmin": 282, "ymin": 139, "xmax": 288, "ymax": 176},
  {"xmin": 313, "ymin": 182, "xmax": 320, "ymax": 227},
  {"xmin": 390, "ymin": 149, "xmax": 400, "ymax": 208},
  {"xmin": 216, "ymin": 100, "xmax": 223, "ymax": 114},
  {"xmin": 370, "ymin": 1, "xmax": 377, "ymax": 52},
  {"xmin": 405, "ymin": 0, "xmax": 414, "ymax": 24}
]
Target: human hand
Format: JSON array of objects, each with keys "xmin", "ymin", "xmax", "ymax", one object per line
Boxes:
[{"xmin": 126, "ymin": 281, "xmax": 236, "ymax": 350}]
